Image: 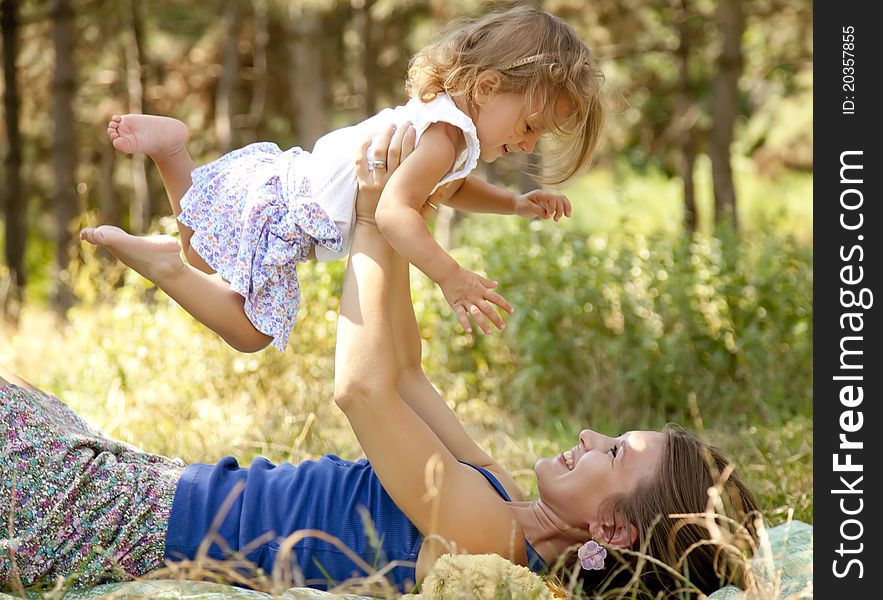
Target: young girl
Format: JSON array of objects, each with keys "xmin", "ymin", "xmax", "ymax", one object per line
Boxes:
[{"xmin": 81, "ymin": 5, "xmax": 605, "ymax": 352}]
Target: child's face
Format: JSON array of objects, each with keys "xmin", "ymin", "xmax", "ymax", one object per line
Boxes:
[{"xmin": 472, "ymin": 92, "xmax": 542, "ymax": 163}]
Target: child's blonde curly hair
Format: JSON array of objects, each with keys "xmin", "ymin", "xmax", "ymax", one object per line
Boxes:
[{"xmin": 406, "ymin": 5, "xmax": 605, "ymax": 185}]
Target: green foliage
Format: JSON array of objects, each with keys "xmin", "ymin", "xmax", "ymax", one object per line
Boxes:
[{"xmin": 414, "ymin": 218, "xmax": 812, "ymax": 428}]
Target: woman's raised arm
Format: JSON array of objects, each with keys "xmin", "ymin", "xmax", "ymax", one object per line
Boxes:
[
  {"xmin": 349, "ymin": 127, "xmax": 518, "ymax": 491},
  {"xmin": 388, "ymin": 259, "xmax": 523, "ymax": 501},
  {"xmin": 333, "ymin": 140, "xmax": 518, "ymax": 558}
]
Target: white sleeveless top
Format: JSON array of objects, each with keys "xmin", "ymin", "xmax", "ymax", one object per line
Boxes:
[{"xmin": 301, "ymin": 93, "xmax": 481, "ymax": 262}]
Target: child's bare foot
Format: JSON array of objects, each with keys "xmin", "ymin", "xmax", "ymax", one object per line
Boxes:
[
  {"xmin": 107, "ymin": 114, "xmax": 189, "ymax": 159},
  {"xmin": 81, "ymin": 225, "xmax": 185, "ymax": 282}
]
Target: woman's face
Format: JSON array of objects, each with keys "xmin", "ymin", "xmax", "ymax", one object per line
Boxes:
[{"xmin": 535, "ymin": 429, "xmax": 666, "ymax": 529}]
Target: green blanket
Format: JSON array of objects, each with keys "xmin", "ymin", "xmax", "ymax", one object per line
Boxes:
[{"xmin": 0, "ymin": 520, "xmax": 811, "ymax": 599}]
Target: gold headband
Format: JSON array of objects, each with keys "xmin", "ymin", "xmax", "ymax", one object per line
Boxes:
[{"xmin": 503, "ymin": 54, "xmax": 546, "ymax": 70}]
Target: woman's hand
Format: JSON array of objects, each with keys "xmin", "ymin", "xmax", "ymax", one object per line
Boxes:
[{"xmin": 354, "ymin": 122, "xmax": 417, "ymax": 226}]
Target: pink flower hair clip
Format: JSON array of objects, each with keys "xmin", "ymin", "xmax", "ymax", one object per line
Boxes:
[{"xmin": 578, "ymin": 539, "xmax": 607, "ymax": 571}]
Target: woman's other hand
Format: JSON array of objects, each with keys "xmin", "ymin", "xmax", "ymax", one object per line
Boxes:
[{"xmin": 354, "ymin": 122, "xmax": 417, "ymax": 225}]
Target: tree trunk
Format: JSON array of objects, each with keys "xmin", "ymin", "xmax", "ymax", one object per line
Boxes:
[
  {"xmin": 352, "ymin": 0, "xmax": 376, "ymax": 118},
  {"xmin": 216, "ymin": 0, "xmax": 241, "ymax": 152},
  {"xmin": 245, "ymin": 0, "xmax": 268, "ymax": 142},
  {"xmin": 124, "ymin": 0, "xmax": 150, "ymax": 233},
  {"xmin": 673, "ymin": 0, "xmax": 698, "ymax": 233},
  {"xmin": 99, "ymin": 139, "xmax": 120, "ymax": 227},
  {"xmin": 709, "ymin": 0, "xmax": 744, "ymax": 230},
  {"xmin": 287, "ymin": 5, "xmax": 328, "ymax": 148},
  {"xmin": 1, "ymin": 0, "xmax": 25, "ymax": 321},
  {"xmin": 681, "ymin": 136, "xmax": 698, "ymax": 232},
  {"xmin": 50, "ymin": 0, "xmax": 78, "ymax": 317}
]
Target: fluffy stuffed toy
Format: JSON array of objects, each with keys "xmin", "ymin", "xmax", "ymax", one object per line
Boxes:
[{"xmin": 403, "ymin": 553, "xmax": 555, "ymax": 600}]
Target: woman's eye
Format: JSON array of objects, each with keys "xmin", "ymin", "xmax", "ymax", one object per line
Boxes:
[{"xmin": 610, "ymin": 445, "xmax": 618, "ymax": 458}]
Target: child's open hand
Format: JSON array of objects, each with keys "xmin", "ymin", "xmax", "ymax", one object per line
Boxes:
[
  {"xmin": 514, "ymin": 190, "xmax": 572, "ymax": 221},
  {"xmin": 438, "ymin": 267, "xmax": 514, "ymax": 335}
]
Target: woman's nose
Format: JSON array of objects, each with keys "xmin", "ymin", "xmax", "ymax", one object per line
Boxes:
[
  {"xmin": 579, "ymin": 428, "xmax": 613, "ymax": 449},
  {"xmin": 578, "ymin": 429, "xmax": 596, "ymax": 448}
]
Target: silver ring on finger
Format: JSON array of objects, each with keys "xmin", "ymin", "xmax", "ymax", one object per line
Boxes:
[{"xmin": 367, "ymin": 160, "xmax": 387, "ymax": 171}]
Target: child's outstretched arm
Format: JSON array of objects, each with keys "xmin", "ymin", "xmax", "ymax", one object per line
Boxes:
[
  {"xmin": 375, "ymin": 122, "xmax": 513, "ymax": 334},
  {"xmin": 443, "ymin": 176, "xmax": 572, "ymax": 221}
]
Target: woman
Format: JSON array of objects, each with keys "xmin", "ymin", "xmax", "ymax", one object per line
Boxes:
[{"xmin": 1, "ymin": 126, "xmax": 759, "ymax": 597}]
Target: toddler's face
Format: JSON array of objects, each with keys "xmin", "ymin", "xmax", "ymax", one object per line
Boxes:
[{"xmin": 472, "ymin": 92, "xmax": 542, "ymax": 163}]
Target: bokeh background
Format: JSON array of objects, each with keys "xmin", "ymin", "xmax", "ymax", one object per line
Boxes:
[{"xmin": 1, "ymin": 0, "xmax": 812, "ymax": 534}]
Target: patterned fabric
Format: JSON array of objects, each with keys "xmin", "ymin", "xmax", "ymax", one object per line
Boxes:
[
  {"xmin": 0, "ymin": 384, "xmax": 184, "ymax": 587},
  {"xmin": 178, "ymin": 143, "xmax": 343, "ymax": 351}
]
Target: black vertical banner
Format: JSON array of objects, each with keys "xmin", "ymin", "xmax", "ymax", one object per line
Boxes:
[{"xmin": 815, "ymin": 2, "xmax": 882, "ymax": 596}]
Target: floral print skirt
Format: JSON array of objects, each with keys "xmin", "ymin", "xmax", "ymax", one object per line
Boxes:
[
  {"xmin": 178, "ymin": 143, "xmax": 344, "ymax": 351},
  {"xmin": 0, "ymin": 383, "xmax": 184, "ymax": 587}
]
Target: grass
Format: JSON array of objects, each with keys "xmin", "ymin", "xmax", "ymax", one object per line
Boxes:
[{"xmin": 0, "ymin": 297, "xmax": 811, "ymax": 599}]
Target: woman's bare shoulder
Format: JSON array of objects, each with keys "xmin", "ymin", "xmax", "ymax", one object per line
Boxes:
[{"xmin": 483, "ymin": 463, "xmax": 527, "ymax": 502}]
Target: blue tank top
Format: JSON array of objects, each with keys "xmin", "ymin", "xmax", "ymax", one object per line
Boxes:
[{"xmin": 165, "ymin": 455, "xmax": 546, "ymax": 592}]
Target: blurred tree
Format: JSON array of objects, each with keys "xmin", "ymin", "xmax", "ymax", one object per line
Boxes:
[
  {"xmin": 672, "ymin": 0, "xmax": 699, "ymax": 232},
  {"xmin": 243, "ymin": 0, "xmax": 269, "ymax": 142},
  {"xmin": 709, "ymin": 0, "xmax": 744, "ymax": 229},
  {"xmin": 123, "ymin": 0, "xmax": 151, "ymax": 232},
  {"xmin": 2, "ymin": 0, "xmax": 25, "ymax": 320},
  {"xmin": 351, "ymin": 0, "xmax": 377, "ymax": 118},
  {"xmin": 287, "ymin": 2, "xmax": 329, "ymax": 148},
  {"xmin": 567, "ymin": 0, "xmax": 810, "ymax": 231},
  {"xmin": 50, "ymin": 0, "xmax": 77, "ymax": 316},
  {"xmin": 216, "ymin": 0, "xmax": 241, "ymax": 152}
]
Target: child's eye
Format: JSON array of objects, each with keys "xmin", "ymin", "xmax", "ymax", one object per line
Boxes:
[{"xmin": 525, "ymin": 124, "xmax": 534, "ymax": 134}]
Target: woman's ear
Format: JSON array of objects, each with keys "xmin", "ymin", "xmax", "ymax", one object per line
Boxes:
[
  {"xmin": 589, "ymin": 520, "xmax": 638, "ymax": 548},
  {"xmin": 474, "ymin": 71, "xmax": 503, "ymax": 105}
]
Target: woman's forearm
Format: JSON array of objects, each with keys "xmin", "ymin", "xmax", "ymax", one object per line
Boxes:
[
  {"xmin": 334, "ymin": 223, "xmax": 399, "ymax": 404},
  {"xmin": 387, "ymin": 258, "xmax": 498, "ymax": 467}
]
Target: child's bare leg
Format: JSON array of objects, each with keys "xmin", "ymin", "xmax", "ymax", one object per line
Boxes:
[
  {"xmin": 0, "ymin": 367, "xmax": 41, "ymax": 394},
  {"xmin": 108, "ymin": 114, "xmax": 213, "ymax": 274},
  {"xmin": 80, "ymin": 225, "xmax": 272, "ymax": 353}
]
